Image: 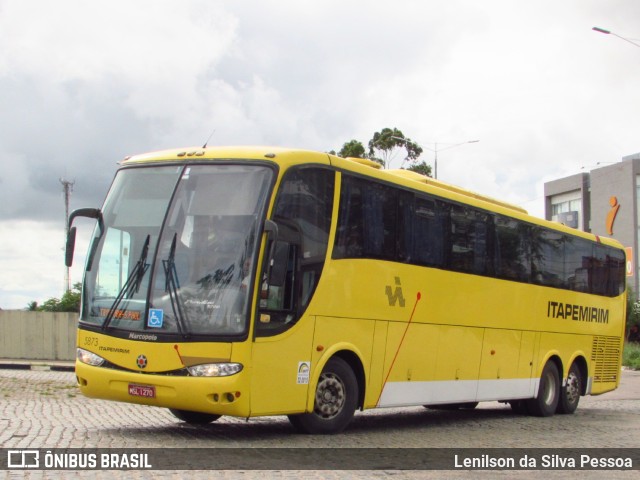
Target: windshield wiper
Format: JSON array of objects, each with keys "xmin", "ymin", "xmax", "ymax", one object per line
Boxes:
[
  {"xmin": 162, "ymin": 233, "xmax": 190, "ymax": 338},
  {"xmin": 102, "ymin": 235, "xmax": 151, "ymax": 330}
]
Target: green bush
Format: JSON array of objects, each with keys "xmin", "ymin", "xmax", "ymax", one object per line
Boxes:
[
  {"xmin": 26, "ymin": 282, "xmax": 81, "ymax": 313},
  {"xmin": 623, "ymin": 342, "xmax": 640, "ymax": 370}
]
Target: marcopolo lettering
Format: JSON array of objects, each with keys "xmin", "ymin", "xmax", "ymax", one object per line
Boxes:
[{"xmin": 547, "ymin": 301, "xmax": 609, "ymax": 324}]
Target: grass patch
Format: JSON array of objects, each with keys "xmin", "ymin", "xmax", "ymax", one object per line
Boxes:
[{"xmin": 623, "ymin": 342, "xmax": 640, "ymax": 369}]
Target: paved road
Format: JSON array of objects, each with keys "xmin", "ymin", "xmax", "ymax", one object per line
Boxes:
[{"xmin": 1, "ymin": 366, "xmax": 639, "ymax": 479}]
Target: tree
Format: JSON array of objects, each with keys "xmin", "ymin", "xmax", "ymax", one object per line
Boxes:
[
  {"xmin": 406, "ymin": 161, "xmax": 432, "ymax": 177},
  {"xmin": 333, "ymin": 127, "xmax": 430, "ymax": 175},
  {"xmin": 368, "ymin": 128, "xmax": 423, "ymax": 170},
  {"xmin": 627, "ymin": 286, "xmax": 640, "ymax": 333},
  {"xmin": 338, "ymin": 140, "xmax": 366, "ymax": 159},
  {"xmin": 58, "ymin": 283, "xmax": 82, "ymax": 312},
  {"xmin": 28, "ymin": 283, "xmax": 82, "ymax": 313}
]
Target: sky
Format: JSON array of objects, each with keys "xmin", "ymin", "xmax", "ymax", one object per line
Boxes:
[{"xmin": 1, "ymin": 0, "xmax": 639, "ymax": 309}]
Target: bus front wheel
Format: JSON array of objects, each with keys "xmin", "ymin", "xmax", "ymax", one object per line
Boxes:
[
  {"xmin": 526, "ymin": 361, "xmax": 560, "ymax": 417},
  {"xmin": 288, "ymin": 357, "xmax": 358, "ymax": 434},
  {"xmin": 169, "ymin": 408, "xmax": 221, "ymax": 425}
]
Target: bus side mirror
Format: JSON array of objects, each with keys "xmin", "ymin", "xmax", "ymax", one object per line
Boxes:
[
  {"xmin": 65, "ymin": 207, "xmax": 103, "ymax": 268},
  {"xmin": 65, "ymin": 226, "xmax": 77, "ymax": 267}
]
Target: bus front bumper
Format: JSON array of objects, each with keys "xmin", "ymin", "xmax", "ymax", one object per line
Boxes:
[{"xmin": 75, "ymin": 361, "xmax": 251, "ymax": 417}]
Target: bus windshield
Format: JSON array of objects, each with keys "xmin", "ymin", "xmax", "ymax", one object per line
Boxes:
[{"xmin": 81, "ymin": 164, "xmax": 273, "ymax": 337}]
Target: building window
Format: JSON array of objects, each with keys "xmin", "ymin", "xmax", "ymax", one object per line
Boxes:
[{"xmin": 550, "ymin": 191, "xmax": 582, "ymax": 230}]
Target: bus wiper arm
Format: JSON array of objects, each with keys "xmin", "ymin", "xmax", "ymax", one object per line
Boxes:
[
  {"xmin": 102, "ymin": 235, "xmax": 151, "ymax": 331},
  {"xmin": 163, "ymin": 233, "xmax": 190, "ymax": 338}
]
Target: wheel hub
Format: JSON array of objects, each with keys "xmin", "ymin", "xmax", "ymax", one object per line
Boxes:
[
  {"xmin": 315, "ymin": 373, "xmax": 345, "ymax": 419},
  {"xmin": 565, "ymin": 372, "xmax": 580, "ymax": 403}
]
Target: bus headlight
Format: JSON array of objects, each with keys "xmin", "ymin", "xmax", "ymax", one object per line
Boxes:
[
  {"xmin": 187, "ymin": 363, "xmax": 243, "ymax": 377},
  {"xmin": 77, "ymin": 348, "xmax": 105, "ymax": 367}
]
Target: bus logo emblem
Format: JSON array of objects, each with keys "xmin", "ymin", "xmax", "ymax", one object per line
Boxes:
[
  {"xmin": 385, "ymin": 277, "xmax": 406, "ymax": 307},
  {"xmin": 136, "ymin": 355, "xmax": 148, "ymax": 369}
]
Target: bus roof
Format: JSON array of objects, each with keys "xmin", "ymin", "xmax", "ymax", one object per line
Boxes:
[
  {"xmin": 119, "ymin": 146, "xmax": 623, "ymax": 250},
  {"xmin": 385, "ymin": 168, "xmax": 528, "ymax": 215},
  {"xmin": 121, "ymin": 146, "xmax": 331, "ymax": 165}
]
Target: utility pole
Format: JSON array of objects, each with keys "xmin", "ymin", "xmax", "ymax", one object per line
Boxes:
[{"xmin": 60, "ymin": 178, "xmax": 75, "ymax": 292}]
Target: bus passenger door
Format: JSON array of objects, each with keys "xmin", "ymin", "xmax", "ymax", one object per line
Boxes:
[
  {"xmin": 250, "ymin": 166, "xmax": 335, "ymax": 416},
  {"xmin": 249, "ymin": 237, "xmax": 315, "ymax": 416},
  {"xmin": 250, "ymin": 322, "xmax": 315, "ymax": 416}
]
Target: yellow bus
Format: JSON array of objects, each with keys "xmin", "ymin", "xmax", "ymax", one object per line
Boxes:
[{"xmin": 67, "ymin": 146, "xmax": 626, "ymax": 434}]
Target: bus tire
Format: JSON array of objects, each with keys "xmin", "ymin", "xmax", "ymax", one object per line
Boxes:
[
  {"xmin": 526, "ymin": 361, "xmax": 560, "ymax": 417},
  {"xmin": 557, "ymin": 362, "xmax": 582, "ymax": 414},
  {"xmin": 288, "ymin": 357, "xmax": 358, "ymax": 434},
  {"xmin": 169, "ymin": 408, "xmax": 221, "ymax": 425}
]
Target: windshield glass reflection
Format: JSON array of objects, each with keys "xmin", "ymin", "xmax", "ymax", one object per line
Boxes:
[
  {"xmin": 150, "ymin": 165, "xmax": 272, "ymax": 336},
  {"xmin": 81, "ymin": 164, "xmax": 273, "ymax": 337}
]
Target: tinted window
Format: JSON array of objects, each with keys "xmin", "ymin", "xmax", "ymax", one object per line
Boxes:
[
  {"xmin": 274, "ymin": 168, "xmax": 334, "ymax": 263},
  {"xmin": 495, "ymin": 215, "xmax": 530, "ymax": 282},
  {"xmin": 532, "ymin": 228, "xmax": 565, "ymax": 288},
  {"xmin": 592, "ymin": 244, "xmax": 625, "ymax": 296},
  {"xmin": 257, "ymin": 167, "xmax": 334, "ymax": 336},
  {"xmin": 449, "ymin": 205, "xmax": 492, "ymax": 276},
  {"xmin": 333, "ymin": 173, "xmax": 625, "ymax": 297},
  {"xmin": 334, "ymin": 176, "xmax": 410, "ymax": 261},
  {"xmin": 565, "ymin": 237, "xmax": 590, "ymax": 293},
  {"xmin": 530, "ymin": 229, "xmax": 626, "ymax": 296},
  {"xmin": 411, "ymin": 197, "xmax": 446, "ymax": 267}
]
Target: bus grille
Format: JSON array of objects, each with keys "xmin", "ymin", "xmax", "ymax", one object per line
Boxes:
[{"xmin": 591, "ymin": 336, "xmax": 621, "ymax": 383}]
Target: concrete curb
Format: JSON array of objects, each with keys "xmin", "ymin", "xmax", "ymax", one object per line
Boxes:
[{"xmin": 0, "ymin": 359, "xmax": 75, "ymax": 372}]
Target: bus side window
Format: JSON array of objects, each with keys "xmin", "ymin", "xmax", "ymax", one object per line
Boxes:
[
  {"xmin": 95, "ymin": 228, "xmax": 131, "ymax": 298},
  {"xmin": 262, "ymin": 241, "xmax": 297, "ymax": 312},
  {"xmin": 412, "ymin": 197, "xmax": 445, "ymax": 267},
  {"xmin": 494, "ymin": 215, "xmax": 531, "ymax": 282},
  {"xmin": 256, "ymin": 167, "xmax": 334, "ymax": 336}
]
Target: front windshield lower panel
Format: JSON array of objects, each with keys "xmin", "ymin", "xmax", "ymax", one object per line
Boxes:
[{"xmin": 81, "ymin": 164, "xmax": 273, "ymax": 339}]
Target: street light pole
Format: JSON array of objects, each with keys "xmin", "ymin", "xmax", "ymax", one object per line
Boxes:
[
  {"xmin": 592, "ymin": 26, "xmax": 640, "ymax": 48},
  {"xmin": 426, "ymin": 140, "xmax": 480, "ymax": 180},
  {"xmin": 390, "ymin": 136, "xmax": 479, "ymax": 179}
]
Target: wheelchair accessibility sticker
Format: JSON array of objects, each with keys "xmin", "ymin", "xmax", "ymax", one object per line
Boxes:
[{"xmin": 147, "ymin": 309, "xmax": 164, "ymax": 328}]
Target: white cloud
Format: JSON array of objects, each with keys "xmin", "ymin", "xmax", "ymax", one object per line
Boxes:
[
  {"xmin": 0, "ymin": 220, "xmax": 89, "ymax": 309},
  {"xmin": 0, "ymin": 0, "xmax": 237, "ymax": 82},
  {"xmin": 1, "ymin": 0, "xmax": 640, "ymax": 306}
]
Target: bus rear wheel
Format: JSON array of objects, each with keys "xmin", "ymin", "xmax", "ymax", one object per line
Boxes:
[
  {"xmin": 169, "ymin": 408, "xmax": 221, "ymax": 425},
  {"xmin": 526, "ymin": 361, "xmax": 560, "ymax": 417},
  {"xmin": 288, "ymin": 357, "xmax": 358, "ymax": 434},
  {"xmin": 557, "ymin": 362, "xmax": 582, "ymax": 414}
]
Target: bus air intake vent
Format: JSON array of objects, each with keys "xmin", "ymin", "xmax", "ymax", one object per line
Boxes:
[{"xmin": 591, "ymin": 336, "xmax": 621, "ymax": 383}]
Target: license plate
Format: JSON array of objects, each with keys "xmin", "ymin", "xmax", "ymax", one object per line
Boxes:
[{"xmin": 128, "ymin": 384, "xmax": 156, "ymax": 398}]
